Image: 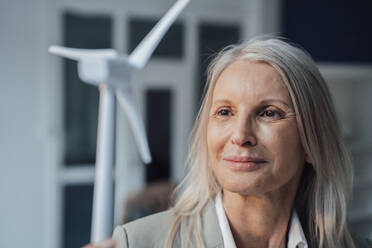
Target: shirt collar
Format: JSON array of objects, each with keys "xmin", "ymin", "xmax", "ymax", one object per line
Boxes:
[
  {"xmin": 287, "ymin": 211, "xmax": 308, "ymax": 248},
  {"xmin": 215, "ymin": 192, "xmax": 308, "ymax": 248}
]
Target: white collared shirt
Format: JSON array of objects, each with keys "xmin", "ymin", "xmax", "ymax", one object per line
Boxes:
[{"xmin": 215, "ymin": 193, "xmax": 308, "ymax": 248}]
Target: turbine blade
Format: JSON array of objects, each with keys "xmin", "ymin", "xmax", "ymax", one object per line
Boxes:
[
  {"xmin": 49, "ymin": 45, "xmax": 117, "ymax": 61},
  {"xmin": 128, "ymin": 0, "xmax": 190, "ymax": 69},
  {"xmin": 116, "ymin": 88, "xmax": 152, "ymax": 164}
]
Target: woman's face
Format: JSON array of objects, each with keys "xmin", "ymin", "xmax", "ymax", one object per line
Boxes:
[{"xmin": 207, "ymin": 60, "xmax": 306, "ymax": 196}]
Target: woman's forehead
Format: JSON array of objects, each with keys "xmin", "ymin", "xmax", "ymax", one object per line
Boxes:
[{"xmin": 212, "ymin": 60, "xmax": 292, "ymax": 105}]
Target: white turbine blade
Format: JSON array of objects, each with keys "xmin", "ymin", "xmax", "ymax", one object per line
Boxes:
[
  {"xmin": 116, "ymin": 88, "xmax": 152, "ymax": 164},
  {"xmin": 128, "ymin": 0, "xmax": 190, "ymax": 69},
  {"xmin": 49, "ymin": 45, "xmax": 117, "ymax": 60}
]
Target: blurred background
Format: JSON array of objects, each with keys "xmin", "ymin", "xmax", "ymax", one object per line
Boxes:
[{"xmin": 1, "ymin": 0, "xmax": 371, "ymax": 247}]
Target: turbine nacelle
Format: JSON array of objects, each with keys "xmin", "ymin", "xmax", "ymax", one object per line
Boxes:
[{"xmin": 49, "ymin": 46, "xmax": 134, "ymax": 88}]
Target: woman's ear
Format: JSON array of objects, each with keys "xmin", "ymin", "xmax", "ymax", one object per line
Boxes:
[{"xmin": 305, "ymin": 154, "xmax": 312, "ymax": 164}]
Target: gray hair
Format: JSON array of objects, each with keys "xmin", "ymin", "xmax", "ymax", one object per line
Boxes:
[{"xmin": 166, "ymin": 37, "xmax": 355, "ymax": 248}]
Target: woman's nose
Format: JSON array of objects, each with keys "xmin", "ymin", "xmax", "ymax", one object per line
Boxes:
[{"xmin": 230, "ymin": 117, "xmax": 257, "ymax": 146}]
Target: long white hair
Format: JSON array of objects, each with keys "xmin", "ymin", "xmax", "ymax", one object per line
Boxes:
[{"xmin": 165, "ymin": 37, "xmax": 355, "ymax": 248}]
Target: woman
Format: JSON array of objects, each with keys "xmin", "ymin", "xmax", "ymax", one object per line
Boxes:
[{"xmin": 86, "ymin": 37, "xmax": 371, "ymax": 248}]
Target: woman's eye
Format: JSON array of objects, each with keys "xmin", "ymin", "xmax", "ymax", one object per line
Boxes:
[
  {"xmin": 260, "ymin": 110, "xmax": 282, "ymax": 119},
  {"xmin": 217, "ymin": 109, "xmax": 232, "ymax": 116}
]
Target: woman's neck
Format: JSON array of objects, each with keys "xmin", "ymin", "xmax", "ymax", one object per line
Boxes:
[{"xmin": 222, "ymin": 185, "xmax": 297, "ymax": 248}]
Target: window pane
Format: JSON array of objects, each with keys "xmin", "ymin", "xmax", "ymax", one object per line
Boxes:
[
  {"xmin": 128, "ymin": 18, "xmax": 184, "ymax": 59},
  {"xmin": 282, "ymin": 0, "xmax": 372, "ymax": 62},
  {"xmin": 198, "ymin": 23, "xmax": 240, "ymax": 106},
  {"xmin": 63, "ymin": 12, "xmax": 112, "ymax": 165},
  {"xmin": 145, "ymin": 89, "xmax": 171, "ymax": 183},
  {"xmin": 63, "ymin": 184, "xmax": 93, "ymax": 248}
]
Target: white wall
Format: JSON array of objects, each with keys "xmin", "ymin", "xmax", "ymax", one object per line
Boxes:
[{"xmin": 0, "ymin": 0, "xmax": 49, "ymax": 247}]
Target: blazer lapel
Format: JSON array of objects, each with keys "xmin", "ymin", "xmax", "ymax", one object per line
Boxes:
[{"xmin": 202, "ymin": 200, "xmax": 224, "ymax": 248}]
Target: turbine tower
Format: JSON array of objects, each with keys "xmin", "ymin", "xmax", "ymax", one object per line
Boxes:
[{"xmin": 48, "ymin": 0, "xmax": 190, "ymax": 243}]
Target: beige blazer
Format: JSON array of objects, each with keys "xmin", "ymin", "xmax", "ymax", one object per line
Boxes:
[{"xmin": 112, "ymin": 201, "xmax": 372, "ymax": 248}]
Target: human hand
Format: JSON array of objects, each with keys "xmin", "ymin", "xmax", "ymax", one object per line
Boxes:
[{"xmin": 82, "ymin": 239, "xmax": 115, "ymax": 248}]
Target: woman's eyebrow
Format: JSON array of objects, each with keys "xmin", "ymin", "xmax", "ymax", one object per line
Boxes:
[
  {"xmin": 211, "ymin": 98, "xmax": 292, "ymax": 108},
  {"xmin": 259, "ymin": 98, "xmax": 291, "ymax": 108},
  {"xmin": 212, "ymin": 99, "xmax": 233, "ymax": 106}
]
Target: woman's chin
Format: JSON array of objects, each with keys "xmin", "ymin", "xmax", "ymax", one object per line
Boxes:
[
  {"xmin": 219, "ymin": 178, "xmax": 265, "ymax": 196},
  {"xmin": 214, "ymin": 165, "xmax": 268, "ymax": 195}
]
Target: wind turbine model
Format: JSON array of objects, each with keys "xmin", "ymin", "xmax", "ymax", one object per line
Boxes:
[{"xmin": 49, "ymin": 0, "xmax": 190, "ymax": 243}]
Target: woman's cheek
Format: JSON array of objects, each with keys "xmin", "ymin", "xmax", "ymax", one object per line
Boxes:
[
  {"xmin": 260, "ymin": 120, "xmax": 298, "ymax": 140},
  {"xmin": 257, "ymin": 123, "xmax": 281, "ymax": 145},
  {"xmin": 258, "ymin": 122, "xmax": 296, "ymax": 155},
  {"xmin": 207, "ymin": 121, "xmax": 219, "ymax": 157},
  {"xmin": 208, "ymin": 121, "xmax": 231, "ymax": 155}
]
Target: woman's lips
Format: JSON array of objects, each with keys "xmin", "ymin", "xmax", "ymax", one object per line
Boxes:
[{"xmin": 222, "ymin": 156, "xmax": 267, "ymax": 171}]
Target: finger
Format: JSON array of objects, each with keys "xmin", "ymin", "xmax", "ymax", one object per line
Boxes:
[{"xmin": 82, "ymin": 239, "xmax": 116, "ymax": 248}]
